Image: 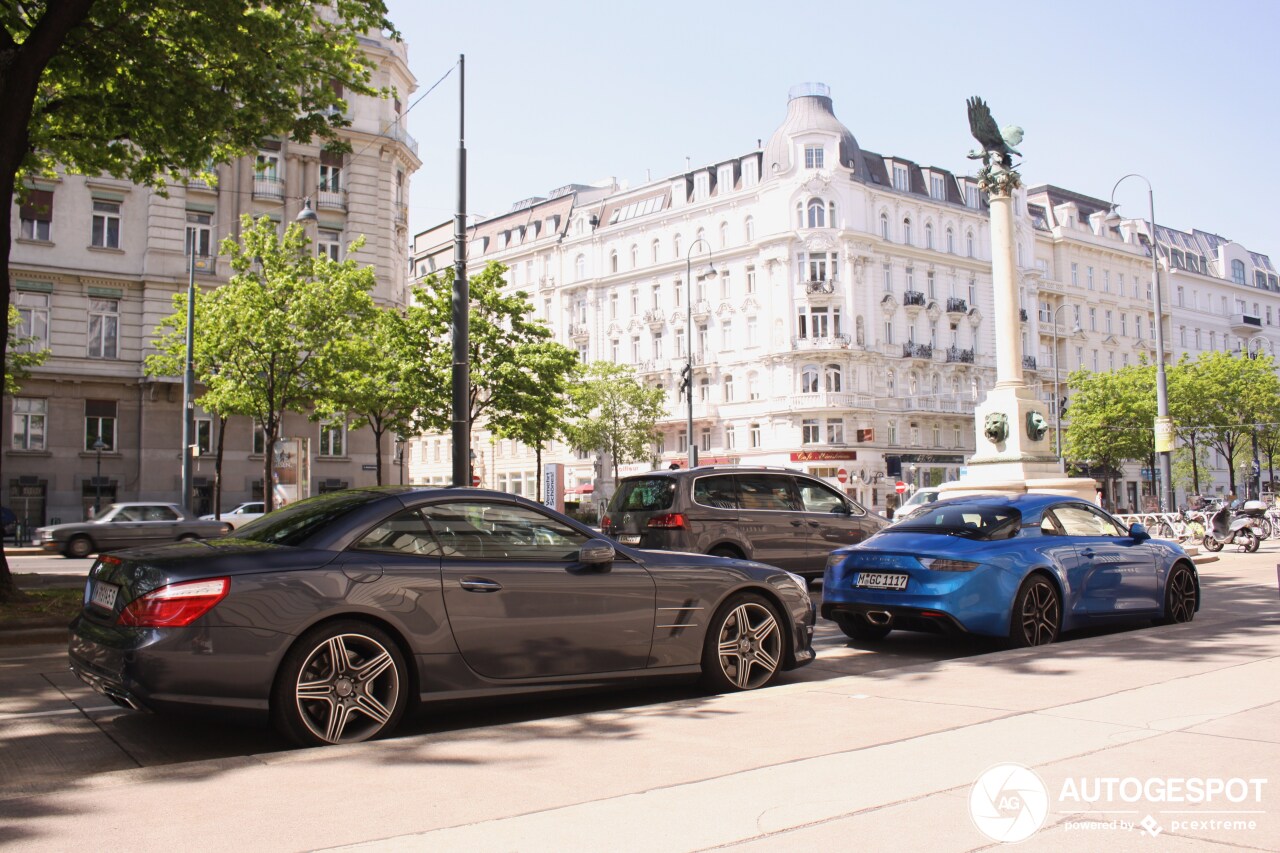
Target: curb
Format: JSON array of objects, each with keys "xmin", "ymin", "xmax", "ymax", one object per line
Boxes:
[{"xmin": 0, "ymin": 625, "xmax": 68, "ymax": 645}]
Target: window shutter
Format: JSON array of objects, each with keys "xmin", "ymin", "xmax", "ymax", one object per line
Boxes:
[
  {"xmin": 320, "ymin": 149, "xmax": 344, "ymax": 167},
  {"xmin": 20, "ymin": 189, "xmax": 53, "ymax": 222}
]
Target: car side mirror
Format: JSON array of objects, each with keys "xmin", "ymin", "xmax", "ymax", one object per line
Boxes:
[
  {"xmin": 1129, "ymin": 522, "xmax": 1150, "ymax": 542},
  {"xmin": 579, "ymin": 540, "xmax": 615, "ymax": 565}
]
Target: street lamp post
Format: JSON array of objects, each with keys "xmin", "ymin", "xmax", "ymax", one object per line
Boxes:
[
  {"xmin": 1050, "ymin": 303, "xmax": 1084, "ymax": 471},
  {"xmin": 92, "ymin": 435, "xmax": 106, "ymax": 517},
  {"xmin": 682, "ymin": 238, "xmax": 717, "ymax": 469},
  {"xmin": 1246, "ymin": 337, "xmax": 1273, "ymax": 499},
  {"xmin": 1106, "ymin": 175, "xmax": 1175, "ymax": 512}
]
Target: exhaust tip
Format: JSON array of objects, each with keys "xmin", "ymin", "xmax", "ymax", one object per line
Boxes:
[{"xmin": 866, "ymin": 610, "xmax": 892, "ymax": 626}]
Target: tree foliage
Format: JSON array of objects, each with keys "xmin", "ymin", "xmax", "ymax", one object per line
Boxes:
[
  {"xmin": 5, "ymin": 305, "xmax": 46, "ymax": 393},
  {"xmin": 147, "ymin": 216, "xmax": 376, "ymax": 510},
  {"xmin": 1064, "ymin": 363, "xmax": 1156, "ymax": 477},
  {"xmin": 0, "ymin": 0, "xmax": 393, "ymax": 600},
  {"xmin": 488, "ymin": 340, "xmax": 582, "ymax": 488},
  {"xmin": 564, "ymin": 362, "xmax": 666, "ymax": 482}
]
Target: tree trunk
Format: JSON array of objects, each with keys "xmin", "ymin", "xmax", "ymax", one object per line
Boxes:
[
  {"xmin": 1189, "ymin": 433, "xmax": 1200, "ymax": 496},
  {"xmin": 535, "ymin": 446, "xmax": 543, "ymax": 498},
  {"xmin": 372, "ymin": 423, "xmax": 384, "ymax": 487},
  {"xmin": 264, "ymin": 422, "xmax": 279, "ymax": 512},
  {"xmin": 213, "ymin": 414, "xmax": 227, "ymax": 517},
  {"xmin": 0, "ymin": 0, "xmax": 97, "ymax": 601}
]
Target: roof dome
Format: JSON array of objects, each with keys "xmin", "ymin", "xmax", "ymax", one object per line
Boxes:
[{"xmin": 762, "ymin": 83, "xmax": 866, "ymax": 180}]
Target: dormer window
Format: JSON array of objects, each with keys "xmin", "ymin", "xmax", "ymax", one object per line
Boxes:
[
  {"xmin": 693, "ymin": 172, "xmax": 710, "ymax": 200},
  {"xmin": 965, "ymin": 184, "xmax": 980, "ymax": 208},
  {"xmin": 804, "ymin": 145, "xmax": 824, "ymax": 169},
  {"xmin": 929, "ymin": 174, "xmax": 945, "ymax": 201},
  {"xmin": 892, "ymin": 164, "xmax": 909, "ymax": 192},
  {"xmin": 743, "ymin": 158, "xmax": 759, "ymax": 187}
]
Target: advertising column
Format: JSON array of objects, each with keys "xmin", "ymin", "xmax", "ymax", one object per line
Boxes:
[{"xmin": 543, "ymin": 463, "xmax": 565, "ymax": 514}]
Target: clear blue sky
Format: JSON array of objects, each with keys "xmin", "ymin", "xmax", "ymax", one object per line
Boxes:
[{"xmin": 387, "ymin": 0, "xmax": 1279, "ymax": 256}]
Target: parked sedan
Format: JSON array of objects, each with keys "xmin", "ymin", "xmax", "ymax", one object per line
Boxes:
[
  {"xmin": 199, "ymin": 501, "xmax": 266, "ymax": 530},
  {"xmin": 822, "ymin": 494, "xmax": 1198, "ymax": 647},
  {"xmin": 68, "ymin": 487, "xmax": 815, "ymax": 746},
  {"xmin": 38, "ymin": 503, "xmax": 231, "ymax": 558}
]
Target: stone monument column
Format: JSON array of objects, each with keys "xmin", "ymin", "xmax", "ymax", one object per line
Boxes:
[{"xmin": 988, "ymin": 191, "xmax": 1023, "ymax": 390}]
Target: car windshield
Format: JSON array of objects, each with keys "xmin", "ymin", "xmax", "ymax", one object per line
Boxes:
[
  {"xmin": 229, "ymin": 491, "xmax": 384, "ymax": 546},
  {"xmin": 608, "ymin": 477, "xmax": 676, "ymax": 513},
  {"xmin": 890, "ymin": 504, "xmax": 1022, "ymax": 540}
]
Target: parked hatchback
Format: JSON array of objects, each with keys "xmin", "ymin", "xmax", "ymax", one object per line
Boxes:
[{"xmin": 603, "ymin": 466, "xmax": 885, "ymax": 580}]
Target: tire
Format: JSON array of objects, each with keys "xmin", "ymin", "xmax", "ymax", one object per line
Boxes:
[
  {"xmin": 178, "ymin": 533, "xmax": 199, "ymax": 543},
  {"xmin": 1202, "ymin": 534, "xmax": 1223, "ymax": 553},
  {"xmin": 1158, "ymin": 563, "xmax": 1197, "ymax": 625},
  {"xmin": 832, "ymin": 612, "xmax": 891, "ymax": 642},
  {"xmin": 1256, "ymin": 518, "xmax": 1273, "ymax": 539},
  {"xmin": 700, "ymin": 593, "xmax": 785, "ymax": 692},
  {"xmin": 272, "ymin": 620, "xmax": 409, "ymax": 747},
  {"xmin": 1154, "ymin": 521, "xmax": 1176, "ymax": 540},
  {"xmin": 708, "ymin": 546, "xmax": 744, "ymax": 561},
  {"xmin": 65, "ymin": 535, "xmax": 94, "ymax": 559},
  {"xmin": 1244, "ymin": 532, "xmax": 1260, "ymax": 553},
  {"xmin": 1008, "ymin": 574, "xmax": 1061, "ymax": 648}
]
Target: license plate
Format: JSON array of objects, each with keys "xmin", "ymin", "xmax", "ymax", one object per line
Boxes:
[
  {"xmin": 855, "ymin": 572, "xmax": 909, "ymax": 591},
  {"xmin": 618, "ymin": 535, "xmax": 641, "ymax": 545},
  {"xmin": 89, "ymin": 580, "xmax": 119, "ymax": 611}
]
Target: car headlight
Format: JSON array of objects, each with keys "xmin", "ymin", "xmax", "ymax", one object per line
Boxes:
[
  {"xmin": 918, "ymin": 557, "xmax": 980, "ymax": 572},
  {"xmin": 783, "ymin": 571, "xmax": 808, "ymax": 598}
]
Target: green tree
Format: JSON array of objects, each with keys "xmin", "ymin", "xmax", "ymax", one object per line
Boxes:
[
  {"xmin": 5, "ymin": 305, "xmax": 47, "ymax": 393},
  {"xmin": 148, "ymin": 216, "xmax": 376, "ymax": 511},
  {"xmin": 0, "ymin": 0, "xmax": 391, "ymax": 599},
  {"xmin": 321, "ymin": 305, "xmax": 427, "ymax": 486},
  {"xmin": 1064, "ymin": 364, "xmax": 1156, "ymax": 505},
  {"xmin": 488, "ymin": 341, "xmax": 581, "ymax": 489},
  {"xmin": 1184, "ymin": 351, "xmax": 1280, "ymax": 496},
  {"xmin": 564, "ymin": 361, "xmax": 666, "ymax": 483},
  {"xmin": 409, "ymin": 263, "xmax": 566, "ymax": 468}
]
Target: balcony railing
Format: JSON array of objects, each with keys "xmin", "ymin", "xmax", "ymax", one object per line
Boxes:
[
  {"xmin": 1023, "ymin": 355, "xmax": 1038, "ymax": 371},
  {"xmin": 189, "ymin": 254, "xmax": 216, "ymax": 275},
  {"xmin": 690, "ymin": 300, "xmax": 712, "ymax": 320},
  {"xmin": 317, "ymin": 188, "xmax": 347, "ymax": 211},
  {"xmin": 904, "ymin": 290, "xmax": 926, "ymax": 306},
  {"xmin": 791, "ymin": 334, "xmax": 851, "ymax": 351},
  {"xmin": 882, "ymin": 397, "xmax": 977, "ymax": 415},
  {"xmin": 786, "ymin": 391, "xmax": 877, "ymax": 411},
  {"xmin": 380, "ymin": 120, "xmax": 420, "ymax": 157},
  {"xmin": 805, "ymin": 280, "xmax": 835, "ymax": 294},
  {"xmin": 945, "ymin": 346, "xmax": 975, "ymax": 363},
  {"xmin": 252, "ymin": 175, "xmax": 284, "ymax": 201},
  {"xmin": 1230, "ymin": 313, "xmax": 1263, "ymax": 333},
  {"xmin": 902, "ymin": 342, "xmax": 933, "ymax": 359},
  {"xmin": 636, "ymin": 358, "xmax": 669, "ymax": 374},
  {"xmin": 568, "ymin": 323, "xmax": 590, "ymax": 339},
  {"xmin": 946, "ymin": 297, "xmax": 968, "ymax": 313},
  {"xmin": 1019, "ymin": 308, "xmax": 1028, "ymax": 321},
  {"xmin": 644, "ymin": 309, "xmax": 665, "ymax": 327}
]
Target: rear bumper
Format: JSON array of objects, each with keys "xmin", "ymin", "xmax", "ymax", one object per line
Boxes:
[{"xmin": 821, "ymin": 601, "xmax": 970, "ymax": 636}]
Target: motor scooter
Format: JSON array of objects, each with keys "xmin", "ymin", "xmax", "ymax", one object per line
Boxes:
[
  {"xmin": 1236, "ymin": 499, "xmax": 1269, "ymax": 539},
  {"xmin": 1202, "ymin": 503, "xmax": 1259, "ymax": 553}
]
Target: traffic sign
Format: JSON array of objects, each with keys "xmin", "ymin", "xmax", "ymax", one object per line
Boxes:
[
  {"xmin": 837, "ymin": 468, "xmax": 848, "ymax": 484},
  {"xmin": 471, "ymin": 475, "xmax": 481, "ymax": 486},
  {"xmin": 895, "ymin": 481, "xmax": 907, "ymax": 494}
]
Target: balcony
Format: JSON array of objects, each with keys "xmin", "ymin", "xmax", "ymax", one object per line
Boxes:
[
  {"xmin": 690, "ymin": 300, "xmax": 712, "ymax": 322},
  {"xmin": 945, "ymin": 346, "xmax": 975, "ymax": 364},
  {"xmin": 1022, "ymin": 355, "xmax": 1038, "ymax": 371},
  {"xmin": 380, "ymin": 120, "xmax": 420, "ymax": 157},
  {"xmin": 902, "ymin": 342, "xmax": 933, "ymax": 360},
  {"xmin": 568, "ymin": 323, "xmax": 590, "ymax": 341},
  {"xmin": 1230, "ymin": 313, "xmax": 1263, "ymax": 334},
  {"xmin": 903, "ymin": 290, "xmax": 926, "ymax": 307},
  {"xmin": 1020, "ymin": 308, "xmax": 1028, "ymax": 322},
  {"xmin": 883, "ymin": 397, "xmax": 977, "ymax": 415},
  {"xmin": 643, "ymin": 308, "xmax": 665, "ymax": 329},
  {"xmin": 189, "ymin": 254, "xmax": 217, "ymax": 275},
  {"xmin": 804, "ymin": 279, "xmax": 835, "ymax": 295},
  {"xmin": 662, "ymin": 399, "xmax": 717, "ymax": 423},
  {"xmin": 946, "ymin": 297, "xmax": 968, "ymax": 314},
  {"xmin": 787, "ymin": 391, "xmax": 877, "ymax": 412},
  {"xmin": 252, "ymin": 175, "xmax": 284, "ymax": 201},
  {"xmin": 317, "ymin": 188, "xmax": 347, "ymax": 211},
  {"xmin": 791, "ymin": 334, "xmax": 852, "ymax": 352},
  {"xmin": 184, "ymin": 175, "xmax": 216, "ymax": 193},
  {"xmin": 394, "ymin": 204, "xmax": 408, "ymax": 226},
  {"xmin": 538, "ymin": 275, "xmax": 555, "ymax": 291},
  {"xmin": 635, "ymin": 358, "xmax": 669, "ymax": 375}
]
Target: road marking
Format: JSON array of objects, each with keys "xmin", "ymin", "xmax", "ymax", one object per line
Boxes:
[{"xmin": 0, "ymin": 705, "xmax": 118, "ymax": 721}]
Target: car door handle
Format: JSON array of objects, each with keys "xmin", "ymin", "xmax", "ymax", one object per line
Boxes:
[
  {"xmin": 790, "ymin": 520, "xmax": 804, "ymax": 527},
  {"xmin": 1080, "ymin": 549, "xmax": 1096, "ymax": 558},
  {"xmin": 459, "ymin": 577, "xmax": 503, "ymax": 593},
  {"xmin": 808, "ymin": 521, "xmax": 821, "ymax": 528}
]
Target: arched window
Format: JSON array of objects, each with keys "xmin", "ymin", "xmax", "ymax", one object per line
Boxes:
[
  {"xmin": 880, "ymin": 213, "xmax": 890, "ymax": 240},
  {"xmin": 925, "ymin": 222, "xmax": 934, "ymax": 249},
  {"xmin": 1232, "ymin": 259, "xmax": 1247, "ymax": 284},
  {"xmin": 723, "ymin": 373, "xmax": 734, "ymax": 401},
  {"xmin": 902, "ymin": 217, "xmax": 912, "ymax": 245},
  {"xmin": 698, "ymin": 376, "xmax": 710, "ymax": 402},
  {"xmin": 574, "ymin": 254, "xmax": 586, "ymax": 281},
  {"xmin": 824, "ymin": 363, "xmax": 842, "ymax": 392},
  {"xmin": 807, "ymin": 199, "xmax": 825, "ymax": 228},
  {"xmin": 946, "ymin": 227, "xmax": 955, "ymax": 254},
  {"xmin": 745, "ymin": 216, "xmax": 755, "ymax": 241},
  {"xmin": 609, "ymin": 250, "xmax": 618, "ymax": 273},
  {"xmin": 719, "ymin": 222, "xmax": 729, "ymax": 248},
  {"xmin": 673, "ymin": 233, "xmax": 682, "ymax": 258},
  {"xmin": 801, "ymin": 365, "xmax": 819, "ymax": 394},
  {"xmin": 966, "ymin": 231, "xmax": 975, "ymax": 258}
]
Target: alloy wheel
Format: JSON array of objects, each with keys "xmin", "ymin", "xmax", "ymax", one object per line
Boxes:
[
  {"xmin": 715, "ymin": 602, "xmax": 782, "ymax": 689},
  {"xmin": 1020, "ymin": 580, "xmax": 1059, "ymax": 646},
  {"xmin": 1165, "ymin": 567, "xmax": 1197, "ymax": 623},
  {"xmin": 295, "ymin": 633, "xmax": 401, "ymax": 744}
]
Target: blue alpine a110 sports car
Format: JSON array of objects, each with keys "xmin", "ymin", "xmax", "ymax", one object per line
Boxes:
[{"xmin": 821, "ymin": 494, "xmax": 1199, "ymax": 647}]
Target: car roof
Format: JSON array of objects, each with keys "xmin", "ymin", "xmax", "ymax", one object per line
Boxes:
[
  {"xmin": 620, "ymin": 466, "xmax": 810, "ymax": 480},
  {"xmin": 923, "ymin": 493, "xmax": 1094, "ymax": 514}
]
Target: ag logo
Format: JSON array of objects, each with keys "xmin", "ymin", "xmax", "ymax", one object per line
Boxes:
[{"xmin": 969, "ymin": 762, "xmax": 1049, "ymax": 843}]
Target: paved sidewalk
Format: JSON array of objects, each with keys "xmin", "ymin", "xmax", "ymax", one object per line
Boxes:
[{"xmin": 1, "ymin": 553, "xmax": 1277, "ymax": 852}]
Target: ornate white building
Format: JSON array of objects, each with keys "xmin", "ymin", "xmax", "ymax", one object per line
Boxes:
[
  {"xmin": 5, "ymin": 32, "xmax": 420, "ymax": 526},
  {"xmin": 409, "ymin": 84, "xmax": 1037, "ymax": 514}
]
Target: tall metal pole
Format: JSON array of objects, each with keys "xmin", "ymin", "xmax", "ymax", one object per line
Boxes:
[
  {"xmin": 1147, "ymin": 186, "xmax": 1175, "ymax": 512},
  {"xmin": 181, "ymin": 249, "xmax": 196, "ymax": 511},
  {"xmin": 451, "ymin": 54, "xmax": 470, "ymax": 487},
  {"xmin": 1053, "ymin": 305, "xmax": 1063, "ymax": 471},
  {"xmin": 683, "ymin": 238, "xmax": 715, "ymax": 469}
]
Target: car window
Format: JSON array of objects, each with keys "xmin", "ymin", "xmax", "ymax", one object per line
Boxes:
[
  {"xmin": 231, "ymin": 490, "xmax": 386, "ymax": 546},
  {"xmin": 1049, "ymin": 504, "xmax": 1125, "ymax": 537},
  {"xmin": 422, "ymin": 501, "xmax": 590, "ymax": 561},
  {"xmin": 797, "ymin": 478, "xmax": 846, "ymax": 513},
  {"xmin": 693, "ymin": 475, "xmax": 739, "ymax": 509},
  {"xmin": 892, "ymin": 504, "xmax": 1022, "ymax": 540},
  {"xmin": 143, "ymin": 506, "xmax": 179, "ymax": 521},
  {"xmin": 736, "ymin": 474, "xmax": 803, "ymax": 512},
  {"xmin": 608, "ymin": 477, "xmax": 676, "ymax": 513},
  {"xmin": 1040, "ymin": 515, "xmax": 1061, "ymax": 535},
  {"xmin": 352, "ymin": 509, "xmax": 440, "ymax": 557},
  {"xmin": 114, "ymin": 507, "xmax": 142, "ymax": 522},
  {"xmin": 242, "ymin": 503, "xmax": 265, "ymax": 514}
]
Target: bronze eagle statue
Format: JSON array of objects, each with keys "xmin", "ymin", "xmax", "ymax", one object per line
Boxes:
[{"xmin": 966, "ymin": 96, "xmax": 1022, "ymax": 168}]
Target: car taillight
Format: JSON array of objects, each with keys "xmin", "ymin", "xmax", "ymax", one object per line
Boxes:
[
  {"xmin": 646, "ymin": 513, "xmax": 686, "ymax": 529},
  {"xmin": 601, "ymin": 515, "xmax": 612, "ymax": 531},
  {"xmin": 118, "ymin": 578, "xmax": 230, "ymax": 627}
]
